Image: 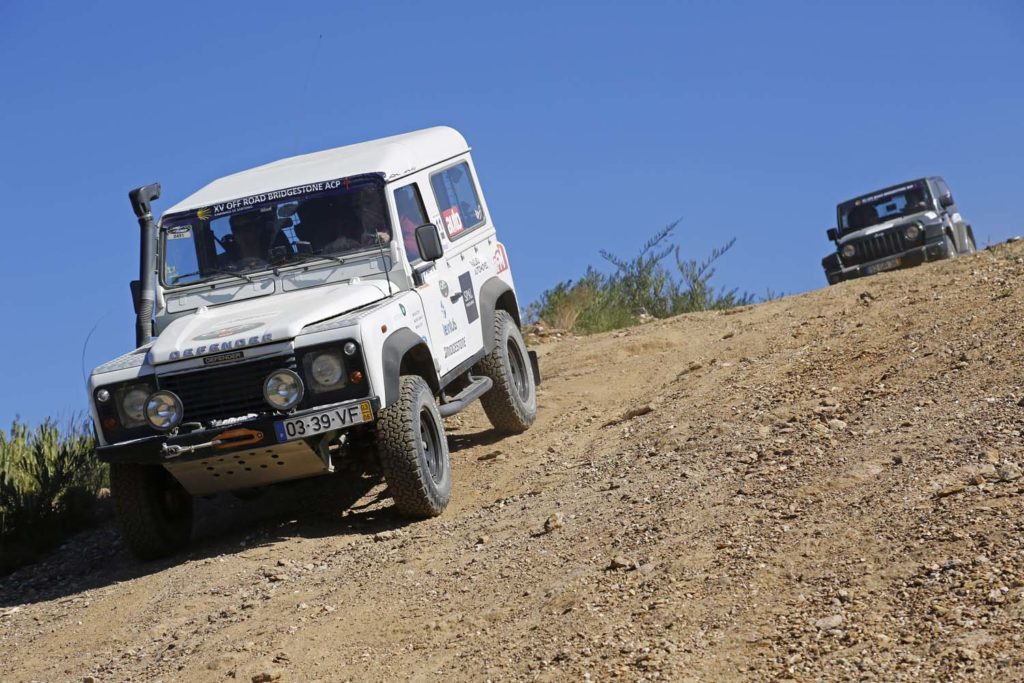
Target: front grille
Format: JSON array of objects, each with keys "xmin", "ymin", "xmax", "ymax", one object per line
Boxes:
[
  {"xmin": 849, "ymin": 229, "xmax": 908, "ymax": 265},
  {"xmin": 158, "ymin": 355, "xmax": 296, "ymax": 425}
]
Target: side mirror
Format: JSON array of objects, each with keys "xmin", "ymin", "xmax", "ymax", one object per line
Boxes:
[
  {"xmin": 414, "ymin": 223, "xmax": 444, "ymax": 262},
  {"xmin": 826, "ymin": 227, "xmax": 839, "ymax": 242},
  {"xmin": 939, "ymin": 194, "xmax": 954, "ymax": 208}
]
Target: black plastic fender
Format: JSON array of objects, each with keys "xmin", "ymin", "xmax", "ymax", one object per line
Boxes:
[
  {"xmin": 478, "ymin": 277, "xmax": 521, "ymax": 355},
  {"xmin": 381, "ymin": 328, "xmax": 438, "ymax": 407}
]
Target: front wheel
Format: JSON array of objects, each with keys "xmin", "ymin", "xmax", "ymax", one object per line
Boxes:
[
  {"xmin": 476, "ymin": 310, "xmax": 537, "ymax": 434},
  {"xmin": 110, "ymin": 463, "xmax": 193, "ymax": 560},
  {"xmin": 377, "ymin": 375, "xmax": 452, "ymax": 517}
]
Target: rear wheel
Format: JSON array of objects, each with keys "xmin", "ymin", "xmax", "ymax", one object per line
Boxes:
[
  {"xmin": 110, "ymin": 463, "xmax": 193, "ymax": 560},
  {"xmin": 944, "ymin": 234, "xmax": 958, "ymax": 259},
  {"xmin": 377, "ymin": 375, "xmax": 451, "ymax": 517},
  {"xmin": 476, "ymin": 310, "xmax": 537, "ymax": 434},
  {"xmin": 964, "ymin": 228, "xmax": 977, "ymax": 254}
]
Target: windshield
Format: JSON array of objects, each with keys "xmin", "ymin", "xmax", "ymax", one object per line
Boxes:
[
  {"xmin": 161, "ymin": 174, "xmax": 392, "ymax": 287},
  {"xmin": 838, "ymin": 181, "xmax": 932, "ymax": 233}
]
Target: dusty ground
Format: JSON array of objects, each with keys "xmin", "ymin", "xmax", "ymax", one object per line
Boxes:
[{"xmin": 3, "ymin": 241, "xmax": 1024, "ymax": 682}]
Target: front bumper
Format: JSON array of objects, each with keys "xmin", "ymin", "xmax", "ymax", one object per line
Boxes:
[
  {"xmin": 97, "ymin": 396, "xmax": 380, "ymax": 467},
  {"xmin": 824, "ymin": 238, "xmax": 952, "ymax": 285}
]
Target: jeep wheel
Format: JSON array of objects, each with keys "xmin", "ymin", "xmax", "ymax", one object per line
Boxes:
[
  {"xmin": 110, "ymin": 463, "xmax": 193, "ymax": 560},
  {"xmin": 945, "ymin": 234, "xmax": 958, "ymax": 259},
  {"xmin": 965, "ymin": 230, "xmax": 977, "ymax": 254},
  {"xmin": 476, "ymin": 310, "xmax": 537, "ymax": 434},
  {"xmin": 377, "ymin": 375, "xmax": 452, "ymax": 517}
]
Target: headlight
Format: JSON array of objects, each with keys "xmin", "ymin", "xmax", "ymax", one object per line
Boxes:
[
  {"xmin": 841, "ymin": 243, "xmax": 856, "ymax": 259},
  {"xmin": 904, "ymin": 223, "xmax": 921, "ymax": 241},
  {"xmin": 145, "ymin": 391, "xmax": 183, "ymax": 431},
  {"xmin": 264, "ymin": 369, "xmax": 304, "ymax": 410},
  {"xmin": 310, "ymin": 352, "xmax": 345, "ymax": 389},
  {"xmin": 121, "ymin": 387, "xmax": 150, "ymax": 425},
  {"xmin": 95, "ymin": 388, "xmax": 111, "ymax": 404},
  {"xmin": 343, "ymin": 341, "xmax": 358, "ymax": 356}
]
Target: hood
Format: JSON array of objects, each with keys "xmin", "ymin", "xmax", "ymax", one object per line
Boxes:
[
  {"xmin": 148, "ymin": 281, "xmax": 387, "ymax": 364},
  {"xmin": 838, "ymin": 210, "xmax": 938, "ymax": 244}
]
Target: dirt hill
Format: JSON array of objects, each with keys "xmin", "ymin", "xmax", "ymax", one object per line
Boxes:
[{"xmin": 3, "ymin": 241, "xmax": 1024, "ymax": 682}]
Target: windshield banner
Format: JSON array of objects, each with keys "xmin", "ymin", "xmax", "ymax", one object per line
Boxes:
[
  {"xmin": 192, "ymin": 173, "xmax": 384, "ymax": 220},
  {"xmin": 854, "ymin": 181, "xmax": 923, "ymax": 205}
]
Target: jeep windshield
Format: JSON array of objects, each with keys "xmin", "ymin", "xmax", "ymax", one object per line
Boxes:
[
  {"xmin": 161, "ymin": 174, "xmax": 392, "ymax": 287},
  {"xmin": 838, "ymin": 181, "xmax": 932, "ymax": 234}
]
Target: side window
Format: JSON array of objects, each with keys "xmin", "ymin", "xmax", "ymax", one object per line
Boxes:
[
  {"xmin": 394, "ymin": 183, "xmax": 429, "ymax": 262},
  {"xmin": 430, "ymin": 161, "xmax": 485, "ymax": 239}
]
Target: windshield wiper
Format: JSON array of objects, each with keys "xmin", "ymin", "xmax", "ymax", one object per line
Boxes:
[
  {"xmin": 172, "ymin": 268, "xmax": 254, "ymax": 285},
  {"xmin": 275, "ymin": 250, "xmax": 347, "ymax": 270}
]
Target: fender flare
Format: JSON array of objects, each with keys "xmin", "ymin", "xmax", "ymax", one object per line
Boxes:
[
  {"xmin": 478, "ymin": 277, "xmax": 521, "ymax": 355},
  {"xmin": 380, "ymin": 328, "xmax": 437, "ymax": 407}
]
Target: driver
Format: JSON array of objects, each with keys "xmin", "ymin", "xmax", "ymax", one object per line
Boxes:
[
  {"xmin": 228, "ymin": 211, "xmax": 270, "ymax": 269},
  {"xmin": 904, "ymin": 187, "xmax": 928, "ymax": 213}
]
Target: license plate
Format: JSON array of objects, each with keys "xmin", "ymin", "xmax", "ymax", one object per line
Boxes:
[
  {"xmin": 866, "ymin": 257, "xmax": 901, "ymax": 274},
  {"xmin": 274, "ymin": 401, "xmax": 373, "ymax": 442}
]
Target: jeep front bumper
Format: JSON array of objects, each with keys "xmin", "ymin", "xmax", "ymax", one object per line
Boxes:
[
  {"xmin": 824, "ymin": 238, "xmax": 953, "ymax": 285},
  {"xmin": 97, "ymin": 397, "xmax": 380, "ymax": 495}
]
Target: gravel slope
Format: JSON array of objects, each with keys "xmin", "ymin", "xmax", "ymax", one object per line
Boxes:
[{"xmin": 3, "ymin": 241, "xmax": 1024, "ymax": 682}]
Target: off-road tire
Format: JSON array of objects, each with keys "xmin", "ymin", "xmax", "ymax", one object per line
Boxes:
[
  {"xmin": 476, "ymin": 310, "xmax": 537, "ymax": 434},
  {"xmin": 110, "ymin": 463, "xmax": 193, "ymax": 560},
  {"xmin": 965, "ymin": 229, "xmax": 977, "ymax": 254},
  {"xmin": 945, "ymin": 234, "xmax": 958, "ymax": 259},
  {"xmin": 377, "ymin": 375, "xmax": 452, "ymax": 517}
]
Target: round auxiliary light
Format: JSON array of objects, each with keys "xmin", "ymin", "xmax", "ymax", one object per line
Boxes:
[
  {"xmin": 96, "ymin": 388, "xmax": 111, "ymax": 404},
  {"xmin": 122, "ymin": 387, "xmax": 150, "ymax": 423},
  {"xmin": 841, "ymin": 243, "xmax": 856, "ymax": 260},
  {"xmin": 904, "ymin": 223, "xmax": 921, "ymax": 241},
  {"xmin": 145, "ymin": 391, "xmax": 183, "ymax": 431},
  {"xmin": 264, "ymin": 369, "xmax": 304, "ymax": 410},
  {"xmin": 311, "ymin": 352, "xmax": 344, "ymax": 387},
  {"xmin": 343, "ymin": 341, "xmax": 358, "ymax": 356}
]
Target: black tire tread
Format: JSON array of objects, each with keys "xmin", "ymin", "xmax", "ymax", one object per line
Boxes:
[
  {"xmin": 476, "ymin": 310, "xmax": 536, "ymax": 434},
  {"xmin": 109, "ymin": 463, "xmax": 193, "ymax": 561},
  {"xmin": 377, "ymin": 375, "xmax": 450, "ymax": 517}
]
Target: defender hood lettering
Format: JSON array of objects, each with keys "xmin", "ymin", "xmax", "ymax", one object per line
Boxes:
[{"xmin": 149, "ymin": 282, "xmax": 386, "ymax": 364}]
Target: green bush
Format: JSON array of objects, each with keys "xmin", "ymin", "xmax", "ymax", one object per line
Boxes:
[
  {"xmin": 0, "ymin": 418, "xmax": 105, "ymax": 572},
  {"xmin": 528, "ymin": 221, "xmax": 757, "ymax": 334}
]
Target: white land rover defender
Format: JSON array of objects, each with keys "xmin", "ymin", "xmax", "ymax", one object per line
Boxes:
[
  {"xmin": 822, "ymin": 176, "xmax": 976, "ymax": 284},
  {"xmin": 87, "ymin": 127, "xmax": 539, "ymax": 559}
]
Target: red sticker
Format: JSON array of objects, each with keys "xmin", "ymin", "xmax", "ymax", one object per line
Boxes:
[
  {"xmin": 494, "ymin": 243, "xmax": 510, "ymax": 273},
  {"xmin": 442, "ymin": 207, "xmax": 464, "ymax": 236}
]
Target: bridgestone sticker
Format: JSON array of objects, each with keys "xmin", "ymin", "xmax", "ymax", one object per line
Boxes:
[{"xmin": 444, "ymin": 338, "xmax": 467, "ymax": 358}]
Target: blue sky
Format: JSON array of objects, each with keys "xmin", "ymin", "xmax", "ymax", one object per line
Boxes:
[{"xmin": 1, "ymin": 1, "xmax": 1022, "ymax": 427}]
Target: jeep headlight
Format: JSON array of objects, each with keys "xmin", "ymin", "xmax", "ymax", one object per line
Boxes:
[
  {"xmin": 145, "ymin": 391, "xmax": 183, "ymax": 431},
  {"xmin": 310, "ymin": 352, "xmax": 345, "ymax": 389},
  {"xmin": 841, "ymin": 243, "xmax": 856, "ymax": 259},
  {"xmin": 264, "ymin": 369, "xmax": 304, "ymax": 410},
  {"xmin": 904, "ymin": 223, "xmax": 921, "ymax": 241},
  {"xmin": 121, "ymin": 387, "xmax": 150, "ymax": 426}
]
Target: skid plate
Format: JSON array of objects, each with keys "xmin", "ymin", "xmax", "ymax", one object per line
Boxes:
[{"xmin": 164, "ymin": 440, "xmax": 328, "ymax": 495}]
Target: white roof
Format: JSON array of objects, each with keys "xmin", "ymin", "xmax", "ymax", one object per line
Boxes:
[{"xmin": 163, "ymin": 126, "xmax": 468, "ymax": 216}]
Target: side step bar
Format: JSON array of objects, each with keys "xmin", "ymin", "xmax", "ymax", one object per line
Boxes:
[{"xmin": 438, "ymin": 375, "xmax": 493, "ymax": 418}]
